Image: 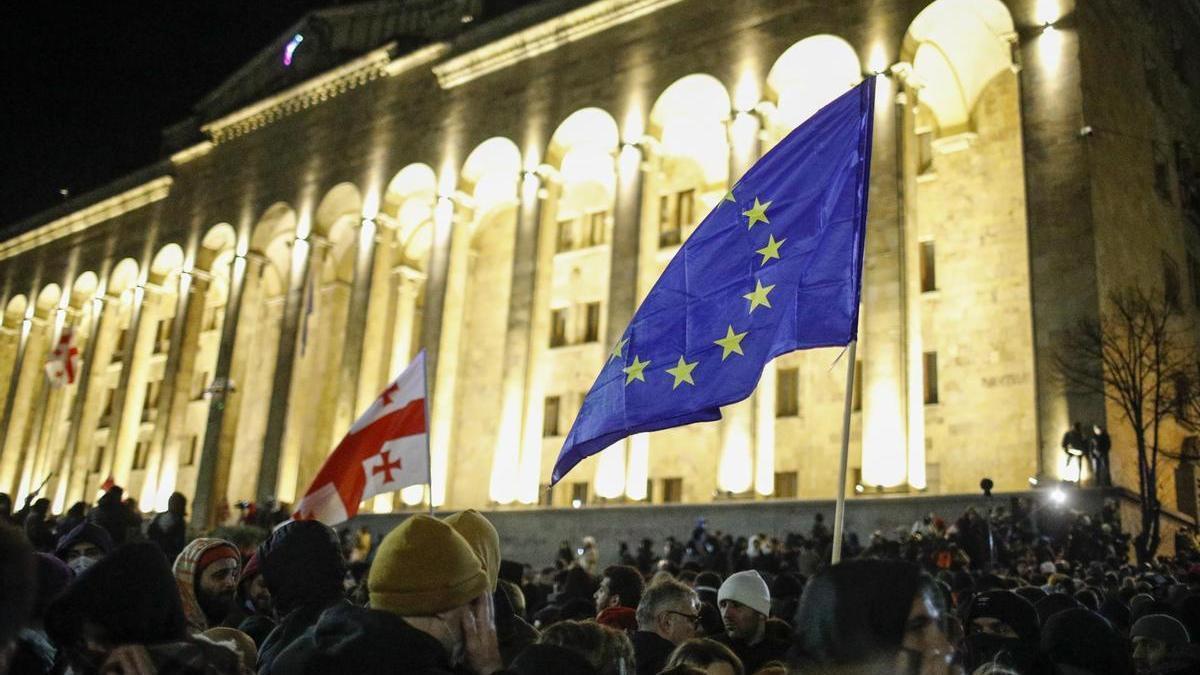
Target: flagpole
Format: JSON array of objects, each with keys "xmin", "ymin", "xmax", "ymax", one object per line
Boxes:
[
  {"xmin": 831, "ymin": 339, "xmax": 857, "ymax": 564},
  {"xmin": 421, "ymin": 350, "xmax": 433, "ymax": 516}
]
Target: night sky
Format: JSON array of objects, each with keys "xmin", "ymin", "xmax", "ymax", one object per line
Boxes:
[{"xmin": 0, "ymin": 1, "xmax": 332, "ymax": 226}]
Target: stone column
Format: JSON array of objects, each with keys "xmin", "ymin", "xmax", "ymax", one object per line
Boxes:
[
  {"xmin": 333, "ymin": 218, "xmax": 378, "ymax": 438},
  {"xmin": 517, "ymin": 178, "xmax": 560, "ymax": 504},
  {"xmin": 63, "ymin": 295, "xmax": 111, "ymax": 506},
  {"xmin": 109, "ymin": 286, "xmax": 159, "ymax": 489},
  {"xmin": 192, "ymin": 253, "xmax": 254, "ymax": 527},
  {"xmin": 492, "ymin": 173, "xmax": 542, "ymax": 505},
  {"xmin": 259, "ymin": 236, "xmax": 322, "ymax": 503},
  {"xmin": 896, "ymin": 78, "xmax": 927, "ymax": 490},
  {"xmin": 141, "ymin": 270, "xmax": 207, "ymax": 510},
  {"xmin": 721, "ymin": 110, "xmax": 764, "ymax": 496},
  {"xmin": 859, "ymin": 72, "xmax": 908, "ymax": 490},
  {"xmin": 0, "ymin": 315, "xmax": 35, "ymax": 494},
  {"xmin": 609, "ymin": 142, "xmax": 645, "ymax": 500},
  {"xmin": 389, "ymin": 266, "xmax": 426, "ymax": 379},
  {"xmin": 428, "ymin": 197, "xmax": 468, "ymax": 507}
]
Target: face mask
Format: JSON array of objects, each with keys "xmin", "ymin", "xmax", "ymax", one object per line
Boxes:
[
  {"xmin": 964, "ymin": 633, "xmax": 1038, "ymax": 673},
  {"xmin": 67, "ymin": 556, "xmax": 97, "ymax": 575}
]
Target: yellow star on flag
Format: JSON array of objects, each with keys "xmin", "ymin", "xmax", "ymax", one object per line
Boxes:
[
  {"xmin": 742, "ymin": 197, "xmax": 771, "ymax": 230},
  {"xmin": 608, "ymin": 337, "xmax": 629, "ymax": 363},
  {"xmin": 755, "ymin": 234, "xmax": 786, "ymax": 266},
  {"xmin": 623, "ymin": 355, "xmax": 650, "ymax": 385},
  {"xmin": 743, "ymin": 279, "xmax": 775, "ymax": 313},
  {"xmin": 713, "ymin": 325, "xmax": 748, "ymax": 360},
  {"xmin": 723, "ymin": 187, "xmax": 736, "ymax": 203},
  {"xmin": 664, "ymin": 355, "xmax": 698, "ymax": 389}
]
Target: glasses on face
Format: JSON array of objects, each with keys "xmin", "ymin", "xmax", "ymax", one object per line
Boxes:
[{"xmin": 663, "ymin": 610, "xmax": 702, "ymax": 626}]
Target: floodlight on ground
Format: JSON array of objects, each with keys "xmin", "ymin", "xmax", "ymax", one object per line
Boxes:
[{"xmin": 1050, "ymin": 488, "xmax": 1066, "ymax": 505}]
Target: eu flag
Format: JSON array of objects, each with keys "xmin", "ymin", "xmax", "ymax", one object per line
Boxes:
[{"xmin": 551, "ymin": 78, "xmax": 875, "ymax": 484}]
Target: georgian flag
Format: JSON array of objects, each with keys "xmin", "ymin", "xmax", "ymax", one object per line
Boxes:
[
  {"xmin": 45, "ymin": 326, "xmax": 80, "ymax": 387},
  {"xmin": 294, "ymin": 350, "xmax": 428, "ymax": 525}
]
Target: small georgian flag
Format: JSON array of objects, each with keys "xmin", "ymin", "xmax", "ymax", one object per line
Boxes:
[
  {"xmin": 44, "ymin": 325, "xmax": 80, "ymax": 387},
  {"xmin": 293, "ymin": 350, "xmax": 428, "ymax": 525}
]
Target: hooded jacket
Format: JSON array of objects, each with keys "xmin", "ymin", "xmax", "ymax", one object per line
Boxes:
[
  {"xmin": 173, "ymin": 538, "xmax": 241, "ymax": 634},
  {"xmin": 270, "ymin": 603, "xmax": 465, "ymax": 675}
]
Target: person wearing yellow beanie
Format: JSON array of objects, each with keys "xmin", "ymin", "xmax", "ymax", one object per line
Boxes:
[
  {"xmin": 272, "ymin": 514, "xmax": 508, "ymax": 674},
  {"xmin": 445, "ymin": 509, "xmax": 501, "ymax": 592}
]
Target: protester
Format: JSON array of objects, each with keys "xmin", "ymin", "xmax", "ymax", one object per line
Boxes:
[
  {"xmin": 595, "ymin": 564, "xmax": 644, "ymax": 633},
  {"xmin": 713, "ymin": 570, "xmax": 788, "ymax": 673},
  {"xmin": 87, "ymin": 485, "xmax": 140, "ymax": 545},
  {"xmin": 538, "ymin": 619, "xmax": 635, "ymax": 675},
  {"xmin": 256, "ymin": 519, "xmax": 349, "ymax": 672},
  {"xmin": 23, "ymin": 498, "xmax": 55, "ymax": 552},
  {"xmin": 633, "ymin": 578, "xmax": 700, "ymax": 675},
  {"xmin": 1130, "ymin": 613, "xmax": 1190, "ymax": 673},
  {"xmin": 45, "ymin": 541, "xmax": 245, "ymax": 674},
  {"xmin": 960, "ymin": 590, "xmax": 1040, "ymax": 674},
  {"xmin": 1040, "ymin": 607, "xmax": 1132, "ymax": 674},
  {"xmin": 8, "ymin": 553, "xmax": 71, "ymax": 674},
  {"xmin": 447, "ymin": 509, "xmax": 539, "ymax": 666},
  {"xmin": 174, "ymin": 537, "xmax": 242, "ymax": 634},
  {"xmin": 227, "ymin": 552, "xmax": 274, "ymax": 646},
  {"xmin": 790, "ymin": 559, "xmax": 955, "ymax": 673},
  {"xmin": 0, "ymin": 524, "xmax": 36, "ymax": 674},
  {"xmin": 53, "ymin": 521, "xmax": 114, "ymax": 575},
  {"xmin": 663, "ymin": 638, "xmax": 744, "ymax": 675},
  {"xmin": 147, "ymin": 491, "xmax": 189, "ymax": 562},
  {"xmin": 270, "ymin": 513, "xmax": 505, "ymax": 674}
]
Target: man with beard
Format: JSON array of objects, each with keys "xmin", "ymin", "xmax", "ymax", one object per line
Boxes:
[
  {"xmin": 173, "ymin": 537, "xmax": 241, "ymax": 634},
  {"xmin": 713, "ymin": 570, "xmax": 788, "ymax": 674},
  {"xmin": 961, "ymin": 590, "xmax": 1041, "ymax": 674}
]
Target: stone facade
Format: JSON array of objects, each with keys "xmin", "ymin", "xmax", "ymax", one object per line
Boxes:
[{"xmin": 1, "ymin": 0, "xmax": 1199, "ymax": 526}]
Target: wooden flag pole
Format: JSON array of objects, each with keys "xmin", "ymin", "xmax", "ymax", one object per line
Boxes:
[{"xmin": 831, "ymin": 339, "xmax": 857, "ymax": 564}]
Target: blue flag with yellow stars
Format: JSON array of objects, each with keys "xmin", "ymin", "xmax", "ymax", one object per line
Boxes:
[{"xmin": 551, "ymin": 78, "xmax": 875, "ymax": 485}]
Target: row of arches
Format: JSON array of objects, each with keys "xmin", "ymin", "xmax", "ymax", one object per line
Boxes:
[{"xmin": 0, "ymin": 0, "xmax": 1033, "ymax": 512}]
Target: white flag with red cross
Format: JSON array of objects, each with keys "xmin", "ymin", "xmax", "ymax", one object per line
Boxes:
[
  {"xmin": 293, "ymin": 350, "xmax": 428, "ymax": 525},
  {"xmin": 44, "ymin": 325, "xmax": 80, "ymax": 387}
]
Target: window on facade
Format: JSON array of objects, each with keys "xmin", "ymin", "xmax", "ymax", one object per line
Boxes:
[
  {"xmin": 1188, "ymin": 252, "xmax": 1200, "ymax": 309},
  {"xmin": 661, "ymin": 477, "xmax": 683, "ymax": 503},
  {"xmin": 112, "ymin": 327, "xmax": 129, "ymax": 362},
  {"xmin": 192, "ymin": 370, "xmax": 209, "ymax": 400},
  {"xmin": 1154, "ymin": 142, "xmax": 1173, "ymax": 202},
  {"xmin": 1165, "ymin": 252, "xmax": 1183, "ymax": 312},
  {"xmin": 923, "ymin": 352, "xmax": 939, "ymax": 405},
  {"xmin": 917, "ymin": 130, "xmax": 935, "ymax": 174},
  {"xmin": 920, "ymin": 241, "xmax": 937, "ymax": 292},
  {"xmin": 676, "ymin": 189, "xmax": 694, "ymax": 230},
  {"xmin": 543, "ymin": 396, "xmax": 561, "ymax": 437},
  {"xmin": 550, "ymin": 308, "xmax": 568, "ymax": 348},
  {"xmin": 142, "ymin": 381, "xmax": 160, "ymax": 419},
  {"xmin": 586, "ymin": 210, "xmax": 607, "ymax": 247},
  {"xmin": 556, "ymin": 217, "xmax": 576, "ymax": 253},
  {"xmin": 154, "ymin": 318, "xmax": 172, "ymax": 353},
  {"xmin": 773, "ymin": 471, "xmax": 798, "ymax": 499},
  {"xmin": 101, "ymin": 388, "xmax": 116, "ymax": 425},
  {"xmin": 132, "ymin": 440, "xmax": 151, "ymax": 471},
  {"xmin": 91, "ymin": 442, "xmax": 106, "ymax": 473},
  {"xmin": 775, "ymin": 367, "xmax": 799, "ymax": 417},
  {"xmin": 852, "ymin": 361, "xmax": 863, "ymax": 412},
  {"xmin": 570, "ymin": 482, "xmax": 589, "ymax": 507},
  {"xmin": 583, "ymin": 302, "xmax": 601, "ymax": 343},
  {"xmin": 182, "ymin": 435, "xmax": 198, "ymax": 466},
  {"xmin": 203, "ymin": 305, "xmax": 221, "ymax": 332},
  {"xmin": 659, "ymin": 195, "xmax": 681, "ymax": 248}
]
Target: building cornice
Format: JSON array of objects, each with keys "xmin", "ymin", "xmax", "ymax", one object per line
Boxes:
[
  {"xmin": 432, "ymin": 0, "xmax": 686, "ymax": 89},
  {"xmin": 384, "ymin": 42, "xmax": 450, "ymax": 77},
  {"xmin": 170, "ymin": 141, "xmax": 214, "ymax": 166},
  {"xmin": 0, "ymin": 177, "xmax": 173, "ymax": 261},
  {"xmin": 202, "ymin": 43, "xmax": 399, "ymax": 144}
]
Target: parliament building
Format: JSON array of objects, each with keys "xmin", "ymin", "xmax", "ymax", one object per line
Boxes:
[{"xmin": 2, "ymin": 0, "xmax": 1199, "ymax": 525}]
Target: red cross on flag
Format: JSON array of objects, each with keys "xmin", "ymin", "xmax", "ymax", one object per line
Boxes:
[
  {"xmin": 44, "ymin": 325, "xmax": 80, "ymax": 387},
  {"xmin": 294, "ymin": 350, "xmax": 428, "ymax": 525}
]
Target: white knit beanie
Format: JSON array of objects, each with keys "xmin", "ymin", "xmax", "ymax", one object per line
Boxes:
[{"xmin": 717, "ymin": 570, "xmax": 771, "ymax": 616}]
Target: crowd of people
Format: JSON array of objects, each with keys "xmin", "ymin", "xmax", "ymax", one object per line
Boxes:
[{"xmin": 2, "ymin": 484, "xmax": 1200, "ymax": 674}]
